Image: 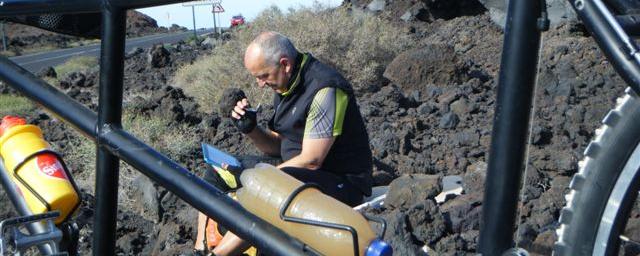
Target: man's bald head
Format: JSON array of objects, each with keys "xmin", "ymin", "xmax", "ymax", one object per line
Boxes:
[
  {"xmin": 244, "ymin": 31, "xmax": 298, "ymax": 68},
  {"xmin": 244, "ymin": 32, "xmax": 299, "ymax": 93}
]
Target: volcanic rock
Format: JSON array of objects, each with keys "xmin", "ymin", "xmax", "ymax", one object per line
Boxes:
[
  {"xmin": 148, "ymin": 44, "xmax": 171, "ymax": 68},
  {"xmin": 218, "ymin": 88, "xmax": 247, "ymax": 117},
  {"xmin": 126, "ymin": 47, "xmax": 144, "ymax": 59},
  {"xmin": 384, "ymin": 211, "xmax": 425, "ymax": 255},
  {"xmin": 367, "ymin": 0, "xmax": 386, "ymax": 12},
  {"xmin": 386, "ymin": 174, "xmax": 441, "ymax": 210},
  {"xmin": 131, "ymin": 174, "xmax": 162, "ymax": 222},
  {"xmin": 439, "ymin": 112, "xmax": 459, "ymax": 129},
  {"xmin": 384, "ymin": 45, "xmax": 466, "ymax": 90},
  {"xmin": 400, "ymin": 2, "xmax": 428, "ymax": 22},
  {"xmin": 440, "ymin": 194, "xmax": 482, "ymax": 233},
  {"xmin": 37, "ymin": 66, "xmax": 57, "ymax": 78}
]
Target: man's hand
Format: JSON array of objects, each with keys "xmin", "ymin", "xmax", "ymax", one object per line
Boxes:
[
  {"xmin": 221, "ymin": 162, "xmax": 243, "ymax": 176},
  {"xmin": 217, "ymin": 88, "xmax": 281, "ymax": 156},
  {"xmin": 231, "ymin": 98, "xmax": 257, "ymax": 134}
]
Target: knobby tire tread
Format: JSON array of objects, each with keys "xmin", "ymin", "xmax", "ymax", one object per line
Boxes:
[{"xmin": 555, "ymin": 88, "xmax": 640, "ymax": 255}]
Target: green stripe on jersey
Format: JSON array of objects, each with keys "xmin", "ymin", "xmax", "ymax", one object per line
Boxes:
[
  {"xmin": 304, "ymin": 87, "xmax": 348, "ymax": 138},
  {"xmin": 333, "ymin": 88, "xmax": 348, "ymax": 136}
]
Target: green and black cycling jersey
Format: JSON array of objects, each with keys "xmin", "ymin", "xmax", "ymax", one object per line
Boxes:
[{"xmin": 268, "ymin": 53, "xmax": 373, "ymax": 196}]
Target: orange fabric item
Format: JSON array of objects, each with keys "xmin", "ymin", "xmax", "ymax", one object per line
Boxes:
[
  {"xmin": 205, "ymin": 218, "xmax": 224, "ymax": 249},
  {"xmin": 0, "ymin": 116, "xmax": 26, "ymax": 137}
]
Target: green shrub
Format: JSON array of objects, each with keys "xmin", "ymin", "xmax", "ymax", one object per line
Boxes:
[
  {"xmin": 173, "ymin": 4, "xmax": 412, "ymax": 112},
  {"xmin": 0, "ymin": 94, "xmax": 34, "ymax": 117}
]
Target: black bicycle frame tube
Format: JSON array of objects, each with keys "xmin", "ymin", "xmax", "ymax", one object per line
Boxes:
[
  {"xmin": 0, "ymin": 159, "xmax": 54, "ymax": 255},
  {"xmin": 570, "ymin": 0, "xmax": 640, "ymax": 95},
  {"xmin": 0, "ymin": 0, "xmax": 187, "ymax": 16},
  {"xmin": 0, "ymin": 39, "xmax": 310, "ymax": 256},
  {"xmin": 92, "ymin": 4, "xmax": 125, "ymax": 255},
  {"xmin": 101, "ymin": 128, "xmax": 312, "ymax": 255},
  {"xmin": 0, "ymin": 58, "xmax": 96, "ymax": 137},
  {"xmin": 478, "ymin": 0, "xmax": 543, "ymax": 254},
  {"xmin": 616, "ymin": 15, "xmax": 640, "ymax": 37}
]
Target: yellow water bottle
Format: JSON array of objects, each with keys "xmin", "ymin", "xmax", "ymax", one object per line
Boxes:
[
  {"xmin": 0, "ymin": 115, "xmax": 80, "ymax": 224},
  {"xmin": 236, "ymin": 164, "xmax": 392, "ymax": 256}
]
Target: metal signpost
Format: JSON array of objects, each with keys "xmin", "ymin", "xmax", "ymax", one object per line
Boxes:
[
  {"xmin": 212, "ymin": 2, "xmax": 224, "ymax": 35},
  {"xmin": 1, "ymin": 22, "xmax": 6, "ymax": 52},
  {"xmin": 190, "ymin": 5, "xmax": 197, "ymax": 39},
  {"xmin": 183, "ymin": 0, "xmax": 222, "ymax": 37}
]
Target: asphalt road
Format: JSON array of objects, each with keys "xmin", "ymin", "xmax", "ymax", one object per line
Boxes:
[{"xmin": 9, "ymin": 29, "xmax": 213, "ymax": 72}]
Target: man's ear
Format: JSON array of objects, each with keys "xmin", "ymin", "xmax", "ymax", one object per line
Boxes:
[{"xmin": 280, "ymin": 57, "xmax": 292, "ymax": 73}]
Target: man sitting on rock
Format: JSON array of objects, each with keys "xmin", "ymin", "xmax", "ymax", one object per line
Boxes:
[{"xmin": 197, "ymin": 31, "xmax": 374, "ymax": 255}]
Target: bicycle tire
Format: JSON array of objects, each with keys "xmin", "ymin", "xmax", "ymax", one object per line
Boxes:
[{"xmin": 555, "ymin": 87, "xmax": 640, "ymax": 255}]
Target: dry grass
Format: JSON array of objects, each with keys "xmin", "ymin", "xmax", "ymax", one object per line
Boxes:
[
  {"xmin": 55, "ymin": 56, "xmax": 99, "ymax": 80},
  {"xmin": 19, "ymin": 45, "xmax": 59, "ymax": 55},
  {"xmin": 63, "ymin": 109, "xmax": 198, "ymax": 207},
  {"xmin": 0, "ymin": 50, "xmax": 16, "ymax": 57},
  {"xmin": 67, "ymin": 39, "xmax": 101, "ymax": 48},
  {"xmin": 0, "ymin": 94, "xmax": 34, "ymax": 117},
  {"xmin": 122, "ymin": 110, "xmax": 196, "ymax": 160},
  {"xmin": 173, "ymin": 4, "xmax": 413, "ymax": 112},
  {"xmin": 61, "ymin": 130, "xmax": 96, "ymax": 191},
  {"xmin": 39, "ymin": 55, "xmax": 100, "ymax": 86}
]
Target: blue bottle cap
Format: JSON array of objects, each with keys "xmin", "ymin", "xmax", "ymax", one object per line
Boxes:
[{"xmin": 366, "ymin": 239, "xmax": 393, "ymax": 256}]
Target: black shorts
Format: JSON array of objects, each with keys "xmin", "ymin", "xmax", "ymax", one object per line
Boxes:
[
  {"xmin": 203, "ymin": 165, "xmax": 364, "ymax": 207},
  {"xmin": 280, "ymin": 167, "xmax": 364, "ymax": 207}
]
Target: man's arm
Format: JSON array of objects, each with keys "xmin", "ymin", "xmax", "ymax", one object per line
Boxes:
[
  {"xmin": 277, "ymin": 137, "xmax": 335, "ymax": 170},
  {"xmin": 277, "ymin": 87, "xmax": 347, "ymax": 170},
  {"xmin": 246, "ymin": 126, "xmax": 281, "ymax": 156}
]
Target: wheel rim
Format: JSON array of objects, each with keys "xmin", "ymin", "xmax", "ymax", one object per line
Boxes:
[{"xmin": 594, "ymin": 142, "xmax": 640, "ymax": 255}]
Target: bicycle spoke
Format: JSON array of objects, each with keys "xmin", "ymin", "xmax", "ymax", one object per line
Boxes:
[{"xmin": 620, "ymin": 235, "xmax": 640, "ymax": 247}]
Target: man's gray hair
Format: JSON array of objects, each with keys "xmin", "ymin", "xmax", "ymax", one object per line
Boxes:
[{"xmin": 252, "ymin": 31, "xmax": 298, "ymax": 66}]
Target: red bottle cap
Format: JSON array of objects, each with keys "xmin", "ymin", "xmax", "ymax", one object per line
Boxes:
[{"xmin": 0, "ymin": 115, "xmax": 27, "ymax": 137}]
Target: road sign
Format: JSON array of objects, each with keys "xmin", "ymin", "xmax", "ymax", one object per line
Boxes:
[
  {"xmin": 182, "ymin": 0, "xmax": 220, "ymax": 7},
  {"xmin": 213, "ymin": 3, "xmax": 225, "ymax": 13}
]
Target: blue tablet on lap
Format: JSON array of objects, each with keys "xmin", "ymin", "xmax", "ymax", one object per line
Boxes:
[{"xmin": 201, "ymin": 143, "xmax": 243, "ymax": 170}]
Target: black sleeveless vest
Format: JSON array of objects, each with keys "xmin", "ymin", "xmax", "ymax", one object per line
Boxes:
[{"xmin": 268, "ymin": 54, "xmax": 373, "ymax": 196}]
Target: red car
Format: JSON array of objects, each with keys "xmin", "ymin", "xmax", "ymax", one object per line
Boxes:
[{"xmin": 230, "ymin": 15, "xmax": 245, "ymax": 27}]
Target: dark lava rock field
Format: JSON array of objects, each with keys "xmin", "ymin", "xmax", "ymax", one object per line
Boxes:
[{"xmin": 0, "ymin": 0, "xmax": 634, "ymax": 255}]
